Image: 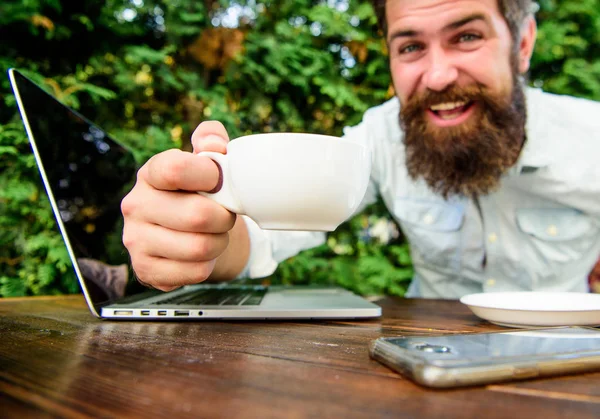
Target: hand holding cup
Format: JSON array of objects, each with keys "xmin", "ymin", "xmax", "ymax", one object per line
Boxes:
[
  {"xmin": 121, "ymin": 122, "xmax": 240, "ymax": 291},
  {"xmin": 122, "ymin": 123, "xmax": 370, "ymax": 292}
]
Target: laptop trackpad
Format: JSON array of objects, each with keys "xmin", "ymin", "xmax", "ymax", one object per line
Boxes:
[{"xmin": 264, "ymin": 288, "xmax": 367, "ymax": 308}]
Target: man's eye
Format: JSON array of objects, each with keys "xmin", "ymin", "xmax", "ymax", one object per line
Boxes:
[
  {"xmin": 457, "ymin": 33, "xmax": 481, "ymax": 43},
  {"xmin": 400, "ymin": 44, "xmax": 422, "ymax": 54}
]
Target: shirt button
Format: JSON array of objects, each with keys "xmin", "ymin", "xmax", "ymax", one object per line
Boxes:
[
  {"xmin": 487, "ymin": 278, "xmax": 496, "ymax": 286},
  {"xmin": 488, "ymin": 233, "xmax": 498, "ymax": 243},
  {"xmin": 423, "ymin": 214, "xmax": 434, "ymax": 225},
  {"xmin": 547, "ymin": 225, "xmax": 558, "ymax": 236}
]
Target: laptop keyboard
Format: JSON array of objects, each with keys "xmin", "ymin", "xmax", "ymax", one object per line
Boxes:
[{"xmin": 155, "ymin": 287, "xmax": 268, "ymax": 306}]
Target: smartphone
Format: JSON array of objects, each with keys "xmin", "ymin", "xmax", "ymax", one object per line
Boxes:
[{"xmin": 369, "ymin": 326, "xmax": 600, "ymax": 388}]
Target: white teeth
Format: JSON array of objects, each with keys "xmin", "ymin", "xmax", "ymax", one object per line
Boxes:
[{"xmin": 430, "ymin": 101, "xmax": 466, "ymax": 111}]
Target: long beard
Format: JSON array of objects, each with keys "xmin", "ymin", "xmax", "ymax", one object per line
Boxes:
[{"xmin": 400, "ymin": 79, "xmax": 526, "ymax": 199}]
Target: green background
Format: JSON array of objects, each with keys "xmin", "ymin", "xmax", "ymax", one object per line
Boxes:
[{"xmin": 1, "ymin": 0, "xmax": 599, "ymax": 297}]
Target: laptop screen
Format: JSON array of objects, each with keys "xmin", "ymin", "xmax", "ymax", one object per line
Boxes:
[{"xmin": 10, "ymin": 69, "xmax": 145, "ymax": 311}]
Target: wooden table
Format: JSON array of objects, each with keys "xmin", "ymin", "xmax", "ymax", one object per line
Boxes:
[{"xmin": 1, "ymin": 295, "xmax": 600, "ymax": 418}]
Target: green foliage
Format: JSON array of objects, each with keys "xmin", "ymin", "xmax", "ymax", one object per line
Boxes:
[
  {"xmin": 0, "ymin": 121, "xmax": 78, "ymax": 296},
  {"xmin": 531, "ymin": 0, "xmax": 600, "ymax": 98},
  {"xmin": 0, "ymin": 0, "xmax": 598, "ymax": 297}
]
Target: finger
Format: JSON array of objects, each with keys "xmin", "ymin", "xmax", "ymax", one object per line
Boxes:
[
  {"xmin": 122, "ymin": 187, "xmax": 236, "ymax": 233},
  {"xmin": 141, "ymin": 148, "xmax": 220, "ymax": 192},
  {"xmin": 129, "ymin": 222, "xmax": 230, "ymax": 262},
  {"xmin": 191, "ymin": 121, "xmax": 230, "ymax": 154},
  {"xmin": 131, "ymin": 255, "xmax": 217, "ymax": 292}
]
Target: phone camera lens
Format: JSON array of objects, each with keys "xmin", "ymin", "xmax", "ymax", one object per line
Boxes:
[{"xmin": 414, "ymin": 344, "xmax": 452, "ymax": 353}]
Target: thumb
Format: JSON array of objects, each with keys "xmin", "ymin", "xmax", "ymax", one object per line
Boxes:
[{"xmin": 191, "ymin": 121, "xmax": 231, "ymax": 154}]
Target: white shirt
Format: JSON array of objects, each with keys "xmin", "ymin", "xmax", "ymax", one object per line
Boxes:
[{"xmin": 240, "ymin": 87, "xmax": 600, "ymax": 298}]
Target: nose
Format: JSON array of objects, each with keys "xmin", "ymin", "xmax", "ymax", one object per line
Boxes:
[{"xmin": 422, "ymin": 47, "xmax": 458, "ymax": 92}]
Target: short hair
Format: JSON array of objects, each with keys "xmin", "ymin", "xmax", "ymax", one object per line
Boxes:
[{"xmin": 371, "ymin": 0, "xmax": 534, "ymax": 44}]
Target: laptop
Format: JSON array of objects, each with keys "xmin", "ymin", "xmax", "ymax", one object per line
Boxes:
[{"xmin": 8, "ymin": 68, "xmax": 382, "ymax": 320}]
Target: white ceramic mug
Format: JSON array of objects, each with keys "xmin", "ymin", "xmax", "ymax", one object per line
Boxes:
[{"xmin": 197, "ymin": 133, "xmax": 371, "ymax": 231}]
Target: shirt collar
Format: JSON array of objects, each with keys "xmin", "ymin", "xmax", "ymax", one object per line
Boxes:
[{"xmin": 508, "ymin": 87, "xmax": 563, "ymax": 175}]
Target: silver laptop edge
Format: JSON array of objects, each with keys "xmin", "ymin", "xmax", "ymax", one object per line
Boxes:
[{"xmin": 104, "ymin": 284, "xmax": 381, "ymax": 319}]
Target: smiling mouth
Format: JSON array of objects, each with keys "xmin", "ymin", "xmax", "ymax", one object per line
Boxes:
[
  {"xmin": 425, "ymin": 100, "xmax": 476, "ymax": 127},
  {"xmin": 429, "ymin": 101, "xmax": 474, "ymax": 120}
]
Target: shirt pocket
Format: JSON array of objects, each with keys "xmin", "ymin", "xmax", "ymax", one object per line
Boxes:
[
  {"xmin": 516, "ymin": 208, "xmax": 596, "ymax": 264},
  {"xmin": 393, "ymin": 199, "xmax": 465, "ymax": 268}
]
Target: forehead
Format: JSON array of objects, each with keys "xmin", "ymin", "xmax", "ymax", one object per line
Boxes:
[{"xmin": 386, "ymin": 0, "xmax": 503, "ymax": 30}]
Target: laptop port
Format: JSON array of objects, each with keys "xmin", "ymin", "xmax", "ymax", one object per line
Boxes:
[
  {"xmin": 114, "ymin": 310, "xmax": 133, "ymax": 316},
  {"xmin": 157, "ymin": 310, "xmax": 167, "ymax": 316},
  {"xmin": 174, "ymin": 310, "xmax": 189, "ymax": 317},
  {"xmin": 140, "ymin": 310, "xmax": 150, "ymax": 316},
  {"xmin": 198, "ymin": 311, "xmax": 203, "ymax": 316}
]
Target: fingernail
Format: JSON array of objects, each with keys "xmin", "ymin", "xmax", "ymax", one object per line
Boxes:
[
  {"xmin": 202, "ymin": 134, "xmax": 226, "ymax": 143},
  {"xmin": 194, "ymin": 134, "xmax": 227, "ymax": 155}
]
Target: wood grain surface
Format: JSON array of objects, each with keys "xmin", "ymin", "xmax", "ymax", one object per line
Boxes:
[{"xmin": 1, "ymin": 295, "xmax": 600, "ymax": 418}]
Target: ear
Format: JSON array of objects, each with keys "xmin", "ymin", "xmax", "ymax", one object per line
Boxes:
[{"xmin": 518, "ymin": 15, "xmax": 537, "ymax": 74}]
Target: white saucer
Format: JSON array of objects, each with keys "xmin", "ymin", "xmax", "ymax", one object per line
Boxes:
[{"xmin": 460, "ymin": 292, "xmax": 600, "ymax": 328}]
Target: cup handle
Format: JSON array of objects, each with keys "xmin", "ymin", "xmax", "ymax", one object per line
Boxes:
[{"xmin": 196, "ymin": 151, "xmax": 246, "ymax": 214}]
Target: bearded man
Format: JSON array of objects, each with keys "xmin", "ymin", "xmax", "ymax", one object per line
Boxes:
[{"xmin": 122, "ymin": 0, "xmax": 600, "ymax": 298}]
